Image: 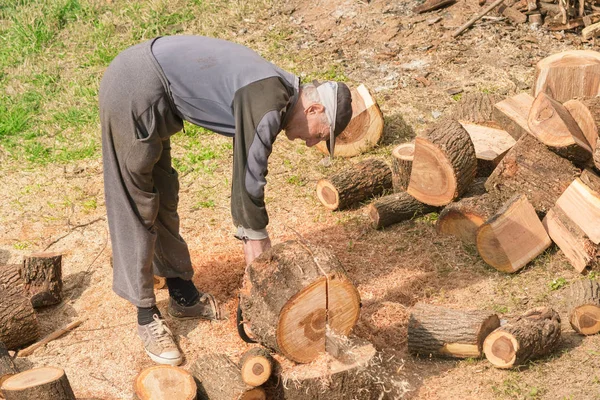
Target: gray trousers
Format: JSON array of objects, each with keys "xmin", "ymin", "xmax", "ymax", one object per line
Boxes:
[{"xmin": 99, "ymin": 39, "xmax": 193, "ymax": 308}]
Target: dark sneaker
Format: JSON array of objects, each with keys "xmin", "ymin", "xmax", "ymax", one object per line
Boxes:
[
  {"xmin": 137, "ymin": 314, "xmax": 182, "ymax": 366},
  {"xmin": 168, "ymin": 292, "xmax": 222, "ymax": 320}
]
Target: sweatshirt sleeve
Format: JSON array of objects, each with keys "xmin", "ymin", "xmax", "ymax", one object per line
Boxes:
[{"xmin": 231, "ymin": 77, "xmax": 295, "ymax": 240}]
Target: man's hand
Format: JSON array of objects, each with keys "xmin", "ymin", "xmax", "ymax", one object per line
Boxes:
[{"xmin": 243, "ymin": 237, "xmax": 272, "ymax": 266}]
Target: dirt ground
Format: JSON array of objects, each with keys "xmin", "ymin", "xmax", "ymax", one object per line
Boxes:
[{"xmin": 2, "ymin": 0, "xmax": 600, "ymax": 399}]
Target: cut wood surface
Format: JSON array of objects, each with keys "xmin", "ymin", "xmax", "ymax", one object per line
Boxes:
[
  {"xmin": 567, "ymin": 280, "xmax": 600, "ymax": 335},
  {"xmin": 407, "ymin": 119, "xmax": 477, "ymax": 206},
  {"xmin": 543, "ymin": 207, "xmax": 600, "ymax": 273},
  {"xmin": 0, "ymin": 343, "xmax": 16, "ymax": 390},
  {"xmin": 239, "ymin": 241, "xmax": 361, "ymax": 364},
  {"xmin": 315, "ymin": 84, "xmax": 384, "ymax": 158},
  {"xmin": 492, "ymin": 92, "xmax": 535, "ymax": 140},
  {"xmin": 0, "ymin": 287, "xmax": 39, "ymax": 350},
  {"xmin": 0, "ymin": 367, "xmax": 75, "ymax": 400},
  {"xmin": 316, "ymin": 158, "xmax": 392, "ymax": 211},
  {"xmin": 582, "ymin": 21, "xmax": 600, "ymax": 40},
  {"xmin": 476, "ymin": 194, "xmax": 552, "ymax": 273},
  {"xmin": 368, "ymin": 192, "xmax": 439, "ymax": 229},
  {"xmin": 408, "ymin": 303, "xmax": 500, "ymax": 358},
  {"xmin": 533, "ymin": 50, "xmax": 600, "ymax": 102},
  {"xmin": 391, "ymin": 142, "xmax": 414, "ymax": 192},
  {"xmin": 452, "ymin": 92, "xmax": 503, "ymax": 124},
  {"xmin": 564, "ymin": 97, "xmax": 600, "ymax": 170},
  {"xmin": 483, "ymin": 307, "xmax": 561, "ymax": 368},
  {"xmin": 134, "ymin": 365, "xmax": 196, "ymax": 400},
  {"xmin": 458, "ymin": 122, "xmax": 516, "ymax": 176},
  {"xmin": 484, "ymin": 133, "xmax": 580, "ymax": 214},
  {"xmin": 239, "ymin": 347, "xmax": 273, "ymax": 387},
  {"xmin": 528, "ymin": 92, "xmax": 592, "ymax": 165}
]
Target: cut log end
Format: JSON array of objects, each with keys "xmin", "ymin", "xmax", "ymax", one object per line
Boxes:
[
  {"xmin": 239, "ymin": 348, "xmax": 273, "ymax": 387},
  {"xmin": 570, "ymin": 305, "xmax": 600, "ymax": 335},
  {"xmin": 239, "ymin": 388, "xmax": 266, "ymax": 400},
  {"xmin": 134, "ymin": 365, "xmax": 197, "ymax": 400},
  {"xmin": 1, "ymin": 367, "xmax": 75, "ymax": 400},
  {"xmin": 316, "ymin": 180, "xmax": 340, "ymax": 210},
  {"xmin": 483, "ymin": 330, "xmax": 519, "ymax": 369}
]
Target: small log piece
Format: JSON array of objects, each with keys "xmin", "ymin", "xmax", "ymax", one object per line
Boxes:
[
  {"xmin": 564, "ymin": 97, "xmax": 600, "ymax": 170},
  {"xmin": 476, "ymin": 194, "xmax": 552, "ymax": 273},
  {"xmin": 452, "ymin": 92, "xmax": 503, "ymax": 124},
  {"xmin": 316, "ymin": 159, "xmax": 392, "ymax": 211},
  {"xmin": 134, "ymin": 365, "xmax": 197, "ymax": 400},
  {"xmin": 21, "ymin": 253, "xmax": 62, "ymax": 308},
  {"xmin": 458, "ymin": 122, "xmax": 516, "ymax": 177},
  {"xmin": 492, "ymin": 93, "xmax": 535, "ymax": 140},
  {"xmin": 567, "ymin": 280, "xmax": 600, "ymax": 335},
  {"xmin": 0, "ymin": 367, "xmax": 75, "ymax": 400},
  {"xmin": 499, "ymin": 4, "xmax": 528, "ymax": 23},
  {"xmin": 407, "ymin": 119, "xmax": 477, "ymax": 206},
  {"xmin": 484, "ymin": 133, "xmax": 580, "ymax": 214},
  {"xmin": 239, "ymin": 348, "xmax": 273, "ymax": 387},
  {"xmin": 582, "ymin": 21, "xmax": 600, "ymax": 40},
  {"xmin": 391, "ymin": 142, "xmax": 414, "ymax": 192},
  {"xmin": 0, "ymin": 343, "xmax": 16, "ymax": 390},
  {"xmin": 368, "ymin": 192, "xmax": 439, "ymax": 229},
  {"xmin": 408, "ymin": 303, "xmax": 500, "ymax": 358},
  {"xmin": 0, "ymin": 287, "xmax": 39, "ymax": 350},
  {"xmin": 483, "ymin": 307, "xmax": 561, "ymax": 368}
]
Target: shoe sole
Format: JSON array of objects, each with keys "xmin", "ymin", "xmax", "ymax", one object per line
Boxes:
[
  {"xmin": 168, "ymin": 293, "xmax": 223, "ymax": 321},
  {"xmin": 145, "ymin": 349, "xmax": 183, "ymax": 366}
]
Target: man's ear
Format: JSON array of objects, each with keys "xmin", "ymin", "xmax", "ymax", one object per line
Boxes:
[{"xmin": 304, "ymin": 103, "xmax": 325, "ymax": 115}]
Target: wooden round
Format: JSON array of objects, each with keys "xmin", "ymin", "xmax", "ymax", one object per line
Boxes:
[
  {"xmin": 239, "ymin": 387, "xmax": 266, "ymax": 400},
  {"xmin": 483, "ymin": 330, "xmax": 519, "ymax": 369},
  {"xmin": 392, "ymin": 143, "xmax": 414, "ymax": 160},
  {"xmin": 570, "ymin": 305, "xmax": 600, "ymax": 335},
  {"xmin": 327, "ymin": 276, "xmax": 361, "ymax": 338},
  {"xmin": 316, "ymin": 180, "xmax": 339, "ymax": 210},
  {"xmin": 436, "ymin": 210, "xmax": 486, "ymax": 244},
  {"xmin": 2, "ymin": 367, "xmax": 63, "ymax": 391},
  {"xmin": 1, "ymin": 367, "xmax": 75, "ymax": 400},
  {"xmin": 134, "ymin": 365, "xmax": 196, "ymax": 400},
  {"xmin": 240, "ymin": 355, "xmax": 272, "ymax": 387},
  {"xmin": 408, "ymin": 137, "xmax": 456, "ymax": 206}
]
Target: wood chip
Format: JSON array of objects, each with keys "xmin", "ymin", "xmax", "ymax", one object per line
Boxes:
[{"xmin": 415, "ymin": 76, "xmax": 431, "ymax": 87}]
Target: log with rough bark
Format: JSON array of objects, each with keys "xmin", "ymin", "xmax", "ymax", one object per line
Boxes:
[
  {"xmin": 0, "ymin": 343, "xmax": 16, "ymax": 390},
  {"xmin": 476, "ymin": 194, "xmax": 552, "ymax": 273},
  {"xmin": 483, "ymin": 307, "xmax": 561, "ymax": 368},
  {"xmin": 492, "ymin": 93, "xmax": 535, "ymax": 140},
  {"xmin": 0, "ymin": 287, "xmax": 39, "ymax": 350},
  {"xmin": 528, "ymin": 92, "xmax": 592, "ymax": 165},
  {"xmin": 407, "ymin": 119, "xmax": 477, "ymax": 206},
  {"xmin": 436, "ymin": 193, "xmax": 504, "ymax": 244},
  {"xmin": 368, "ymin": 192, "xmax": 438, "ymax": 229},
  {"xmin": 239, "ymin": 348, "xmax": 273, "ymax": 387},
  {"xmin": 564, "ymin": 97, "xmax": 600, "ymax": 170},
  {"xmin": 484, "ymin": 133, "xmax": 580, "ymax": 214},
  {"xmin": 391, "ymin": 143, "xmax": 414, "ymax": 192},
  {"xmin": 134, "ymin": 365, "xmax": 197, "ymax": 400},
  {"xmin": 0, "ymin": 367, "xmax": 75, "ymax": 400},
  {"xmin": 239, "ymin": 241, "xmax": 361, "ymax": 364},
  {"xmin": 316, "ymin": 159, "xmax": 392, "ymax": 211},
  {"xmin": 458, "ymin": 122, "xmax": 516, "ymax": 177},
  {"xmin": 533, "ymin": 50, "xmax": 600, "ymax": 102},
  {"xmin": 567, "ymin": 280, "xmax": 600, "ymax": 335},
  {"xmin": 543, "ymin": 207, "xmax": 600, "ymax": 273},
  {"xmin": 452, "ymin": 92, "xmax": 503, "ymax": 124},
  {"xmin": 408, "ymin": 303, "xmax": 500, "ymax": 358},
  {"xmin": 315, "ymin": 85, "xmax": 384, "ymax": 158}
]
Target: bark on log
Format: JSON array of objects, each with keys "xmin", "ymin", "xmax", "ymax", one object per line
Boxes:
[
  {"xmin": 315, "ymin": 85, "xmax": 384, "ymax": 158},
  {"xmin": 458, "ymin": 122, "xmax": 516, "ymax": 177},
  {"xmin": 239, "ymin": 241, "xmax": 361, "ymax": 364},
  {"xmin": 452, "ymin": 92, "xmax": 503, "ymax": 124},
  {"xmin": 239, "ymin": 348, "xmax": 273, "ymax": 387},
  {"xmin": 567, "ymin": 280, "xmax": 600, "ymax": 335},
  {"xmin": 0, "ymin": 343, "xmax": 16, "ymax": 390},
  {"xmin": 492, "ymin": 93, "xmax": 535, "ymax": 140},
  {"xmin": 0, "ymin": 287, "xmax": 39, "ymax": 350},
  {"xmin": 564, "ymin": 97, "xmax": 600, "ymax": 171},
  {"xmin": 533, "ymin": 50, "xmax": 600, "ymax": 102},
  {"xmin": 368, "ymin": 192, "xmax": 439, "ymax": 229},
  {"xmin": 0, "ymin": 367, "xmax": 75, "ymax": 400},
  {"xmin": 476, "ymin": 194, "xmax": 552, "ymax": 273},
  {"xmin": 316, "ymin": 159, "xmax": 392, "ymax": 211},
  {"xmin": 484, "ymin": 133, "xmax": 580, "ymax": 215},
  {"xmin": 408, "ymin": 303, "xmax": 500, "ymax": 358},
  {"xmin": 134, "ymin": 365, "xmax": 197, "ymax": 400},
  {"xmin": 483, "ymin": 307, "xmax": 561, "ymax": 368},
  {"xmin": 391, "ymin": 143, "xmax": 414, "ymax": 192},
  {"xmin": 407, "ymin": 119, "xmax": 477, "ymax": 206}
]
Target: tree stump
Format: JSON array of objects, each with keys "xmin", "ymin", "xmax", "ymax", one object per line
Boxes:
[
  {"xmin": 452, "ymin": 92, "xmax": 503, "ymax": 124},
  {"xmin": 492, "ymin": 93, "xmax": 535, "ymax": 140},
  {"xmin": 533, "ymin": 50, "xmax": 600, "ymax": 102},
  {"xmin": 483, "ymin": 307, "xmax": 561, "ymax": 368},
  {"xmin": 0, "ymin": 367, "xmax": 75, "ymax": 400},
  {"xmin": 0, "ymin": 343, "xmax": 17, "ymax": 390},
  {"xmin": 316, "ymin": 159, "xmax": 392, "ymax": 211},
  {"xmin": 484, "ymin": 133, "xmax": 580, "ymax": 214},
  {"xmin": 134, "ymin": 365, "xmax": 197, "ymax": 400},
  {"xmin": 21, "ymin": 253, "xmax": 62, "ymax": 308},
  {"xmin": 458, "ymin": 122, "xmax": 516, "ymax": 177},
  {"xmin": 567, "ymin": 280, "xmax": 600, "ymax": 335},
  {"xmin": 391, "ymin": 143, "xmax": 414, "ymax": 192},
  {"xmin": 407, "ymin": 303, "xmax": 500, "ymax": 358},
  {"xmin": 239, "ymin": 241, "xmax": 361, "ymax": 364},
  {"xmin": 239, "ymin": 348, "xmax": 273, "ymax": 387},
  {"xmin": 315, "ymin": 84, "xmax": 384, "ymax": 158},
  {"xmin": 368, "ymin": 192, "xmax": 438, "ymax": 229},
  {"xmin": 0, "ymin": 287, "xmax": 39, "ymax": 350},
  {"xmin": 407, "ymin": 119, "xmax": 477, "ymax": 206},
  {"xmin": 564, "ymin": 97, "xmax": 600, "ymax": 172}
]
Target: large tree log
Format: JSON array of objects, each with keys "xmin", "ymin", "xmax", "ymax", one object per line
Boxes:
[
  {"xmin": 0, "ymin": 287, "xmax": 39, "ymax": 350},
  {"xmin": 567, "ymin": 280, "xmax": 600, "ymax": 335},
  {"xmin": 391, "ymin": 143, "xmax": 414, "ymax": 192},
  {"xmin": 484, "ymin": 133, "xmax": 580, "ymax": 214},
  {"xmin": 316, "ymin": 159, "xmax": 392, "ymax": 211},
  {"xmin": 452, "ymin": 92, "xmax": 503, "ymax": 124},
  {"xmin": 239, "ymin": 348, "xmax": 273, "ymax": 387},
  {"xmin": 407, "ymin": 119, "xmax": 477, "ymax": 206},
  {"xmin": 483, "ymin": 307, "xmax": 561, "ymax": 369},
  {"xmin": 368, "ymin": 192, "xmax": 439, "ymax": 229},
  {"xmin": 0, "ymin": 367, "xmax": 75, "ymax": 400},
  {"xmin": 458, "ymin": 122, "xmax": 516, "ymax": 177},
  {"xmin": 239, "ymin": 241, "xmax": 361, "ymax": 364},
  {"xmin": 533, "ymin": 50, "xmax": 600, "ymax": 102},
  {"xmin": 476, "ymin": 194, "xmax": 552, "ymax": 273},
  {"xmin": 528, "ymin": 92, "xmax": 592, "ymax": 166},
  {"xmin": 0, "ymin": 343, "xmax": 17, "ymax": 390},
  {"xmin": 135, "ymin": 366, "xmax": 197, "ymax": 400},
  {"xmin": 315, "ymin": 85, "xmax": 384, "ymax": 158},
  {"xmin": 407, "ymin": 303, "xmax": 500, "ymax": 358},
  {"xmin": 492, "ymin": 93, "xmax": 535, "ymax": 140},
  {"xmin": 564, "ymin": 97, "xmax": 600, "ymax": 171}
]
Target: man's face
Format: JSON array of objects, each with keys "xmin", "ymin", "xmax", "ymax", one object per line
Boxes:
[{"xmin": 285, "ymin": 103, "xmax": 331, "ymax": 147}]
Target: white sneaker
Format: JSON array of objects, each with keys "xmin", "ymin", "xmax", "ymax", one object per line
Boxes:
[{"xmin": 137, "ymin": 314, "xmax": 182, "ymax": 366}]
